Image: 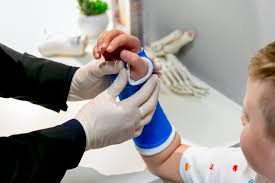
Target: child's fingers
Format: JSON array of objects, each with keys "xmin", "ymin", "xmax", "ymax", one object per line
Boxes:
[
  {"xmin": 120, "ymin": 50, "xmax": 148, "ymax": 81},
  {"xmin": 152, "ymin": 60, "xmax": 162, "ymax": 74},
  {"xmin": 99, "ymin": 29, "xmax": 124, "ymax": 52},
  {"xmin": 96, "ymin": 31, "xmax": 108, "ymax": 54},
  {"xmin": 93, "ymin": 30, "xmax": 113, "ymax": 58},
  {"xmin": 93, "ymin": 31, "xmax": 107, "ymax": 59},
  {"xmin": 93, "ymin": 41, "xmax": 101, "ymax": 59},
  {"xmin": 107, "ymin": 34, "xmax": 141, "ymax": 53},
  {"xmin": 121, "ymin": 50, "xmax": 162, "ymax": 75}
]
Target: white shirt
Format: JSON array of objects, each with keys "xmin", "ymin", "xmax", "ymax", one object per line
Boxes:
[{"xmin": 179, "ymin": 147, "xmax": 260, "ymax": 183}]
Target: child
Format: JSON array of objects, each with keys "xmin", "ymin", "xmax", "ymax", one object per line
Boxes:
[{"xmin": 94, "ymin": 29, "xmax": 275, "ymax": 183}]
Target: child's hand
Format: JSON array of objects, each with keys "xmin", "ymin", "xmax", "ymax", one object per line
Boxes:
[
  {"xmin": 93, "ymin": 29, "xmax": 162, "ymax": 81},
  {"xmin": 93, "ymin": 29, "xmax": 141, "ymax": 60}
]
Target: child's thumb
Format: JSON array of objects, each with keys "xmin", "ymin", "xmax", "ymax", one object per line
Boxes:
[{"xmin": 120, "ymin": 50, "xmax": 148, "ymax": 81}]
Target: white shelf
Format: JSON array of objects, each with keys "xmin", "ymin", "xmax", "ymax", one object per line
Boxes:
[{"xmin": 159, "ymin": 80, "xmax": 242, "ymax": 148}]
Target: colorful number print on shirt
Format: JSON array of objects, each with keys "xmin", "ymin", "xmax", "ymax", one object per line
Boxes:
[
  {"xmin": 185, "ymin": 163, "xmax": 190, "ymax": 172},
  {"xmin": 232, "ymin": 165, "xmax": 238, "ymax": 172},
  {"xmin": 209, "ymin": 163, "xmax": 214, "ymax": 171}
]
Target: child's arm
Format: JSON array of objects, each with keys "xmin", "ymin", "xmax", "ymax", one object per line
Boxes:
[
  {"xmin": 93, "ymin": 30, "xmax": 254, "ymax": 183},
  {"xmin": 142, "ymin": 133, "xmax": 189, "ymax": 183},
  {"xmin": 93, "ymin": 30, "xmax": 188, "ymax": 182}
]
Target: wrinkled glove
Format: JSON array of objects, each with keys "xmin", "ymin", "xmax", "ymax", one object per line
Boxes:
[
  {"xmin": 75, "ymin": 68, "xmax": 160, "ymax": 150},
  {"xmin": 68, "ymin": 58, "xmax": 124, "ymax": 101}
]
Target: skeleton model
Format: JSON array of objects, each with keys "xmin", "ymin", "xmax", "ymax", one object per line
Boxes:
[{"xmin": 146, "ymin": 30, "xmax": 208, "ymax": 97}]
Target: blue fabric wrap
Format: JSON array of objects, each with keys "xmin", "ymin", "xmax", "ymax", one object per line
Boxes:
[{"xmin": 110, "ymin": 49, "xmax": 172, "ymax": 149}]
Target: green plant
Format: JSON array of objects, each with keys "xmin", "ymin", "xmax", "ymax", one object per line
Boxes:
[{"xmin": 78, "ymin": 0, "xmax": 108, "ymax": 16}]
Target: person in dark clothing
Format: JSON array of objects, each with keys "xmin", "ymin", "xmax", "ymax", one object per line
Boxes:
[{"xmin": 0, "ymin": 30, "xmax": 160, "ymax": 183}]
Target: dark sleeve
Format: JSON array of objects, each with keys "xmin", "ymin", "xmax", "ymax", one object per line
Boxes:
[
  {"xmin": 0, "ymin": 43, "xmax": 78, "ymax": 112},
  {"xmin": 0, "ymin": 119, "xmax": 86, "ymax": 183}
]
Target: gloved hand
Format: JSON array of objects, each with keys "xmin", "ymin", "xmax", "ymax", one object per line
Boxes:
[
  {"xmin": 75, "ymin": 68, "xmax": 160, "ymax": 150},
  {"xmin": 68, "ymin": 58, "xmax": 124, "ymax": 101}
]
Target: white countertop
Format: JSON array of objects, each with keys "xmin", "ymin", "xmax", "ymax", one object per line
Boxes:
[{"xmin": 0, "ymin": 0, "xmax": 242, "ymax": 182}]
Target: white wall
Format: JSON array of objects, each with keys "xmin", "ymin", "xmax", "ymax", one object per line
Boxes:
[
  {"xmin": 0, "ymin": 0, "xmax": 79, "ymax": 54},
  {"xmin": 143, "ymin": 0, "xmax": 275, "ymax": 104}
]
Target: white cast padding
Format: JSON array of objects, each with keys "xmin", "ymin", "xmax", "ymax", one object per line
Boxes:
[
  {"xmin": 127, "ymin": 56, "xmax": 154, "ymax": 86},
  {"xmin": 135, "ymin": 125, "xmax": 176, "ymax": 156}
]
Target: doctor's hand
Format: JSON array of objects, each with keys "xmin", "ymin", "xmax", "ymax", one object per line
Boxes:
[
  {"xmin": 67, "ymin": 58, "xmax": 124, "ymax": 101},
  {"xmin": 75, "ymin": 68, "xmax": 160, "ymax": 150}
]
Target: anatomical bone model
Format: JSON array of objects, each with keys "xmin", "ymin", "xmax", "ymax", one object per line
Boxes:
[
  {"xmin": 146, "ymin": 30, "xmax": 208, "ymax": 97},
  {"xmin": 38, "ymin": 33, "xmax": 89, "ymax": 57}
]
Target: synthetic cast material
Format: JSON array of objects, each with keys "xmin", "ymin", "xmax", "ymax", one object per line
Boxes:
[
  {"xmin": 75, "ymin": 68, "xmax": 159, "ymax": 150},
  {"xmin": 112, "ymin": 49, "xmax": 175, "ymax": 156}
]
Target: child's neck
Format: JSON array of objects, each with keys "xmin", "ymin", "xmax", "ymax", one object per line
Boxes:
[{"xmin": 255, "ymin": 174, "xmax": 273, "ymax": 183}]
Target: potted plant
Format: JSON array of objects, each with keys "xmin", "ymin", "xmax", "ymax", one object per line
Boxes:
[{"xmin": 77, "ymin": 0, "xmax": 109, "ymax": 38}]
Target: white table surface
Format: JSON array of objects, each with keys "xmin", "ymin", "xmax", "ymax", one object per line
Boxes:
[{"xmin": 0, "ymin": 0, "xmax": 243, "ymax": 182}]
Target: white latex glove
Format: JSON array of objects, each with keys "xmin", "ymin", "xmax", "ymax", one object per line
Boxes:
[
  {"xmin": 75, "ymin": 69, "xmax": 160, "ymax": 150},
  {"xmin": 68, "ymin": 58, "xmax": 125, "ymax": 101}
]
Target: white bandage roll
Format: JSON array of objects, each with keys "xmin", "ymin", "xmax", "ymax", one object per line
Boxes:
[{"xmin": 38, "ymin": 34, "xmax": 89, "ymax": 57}]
